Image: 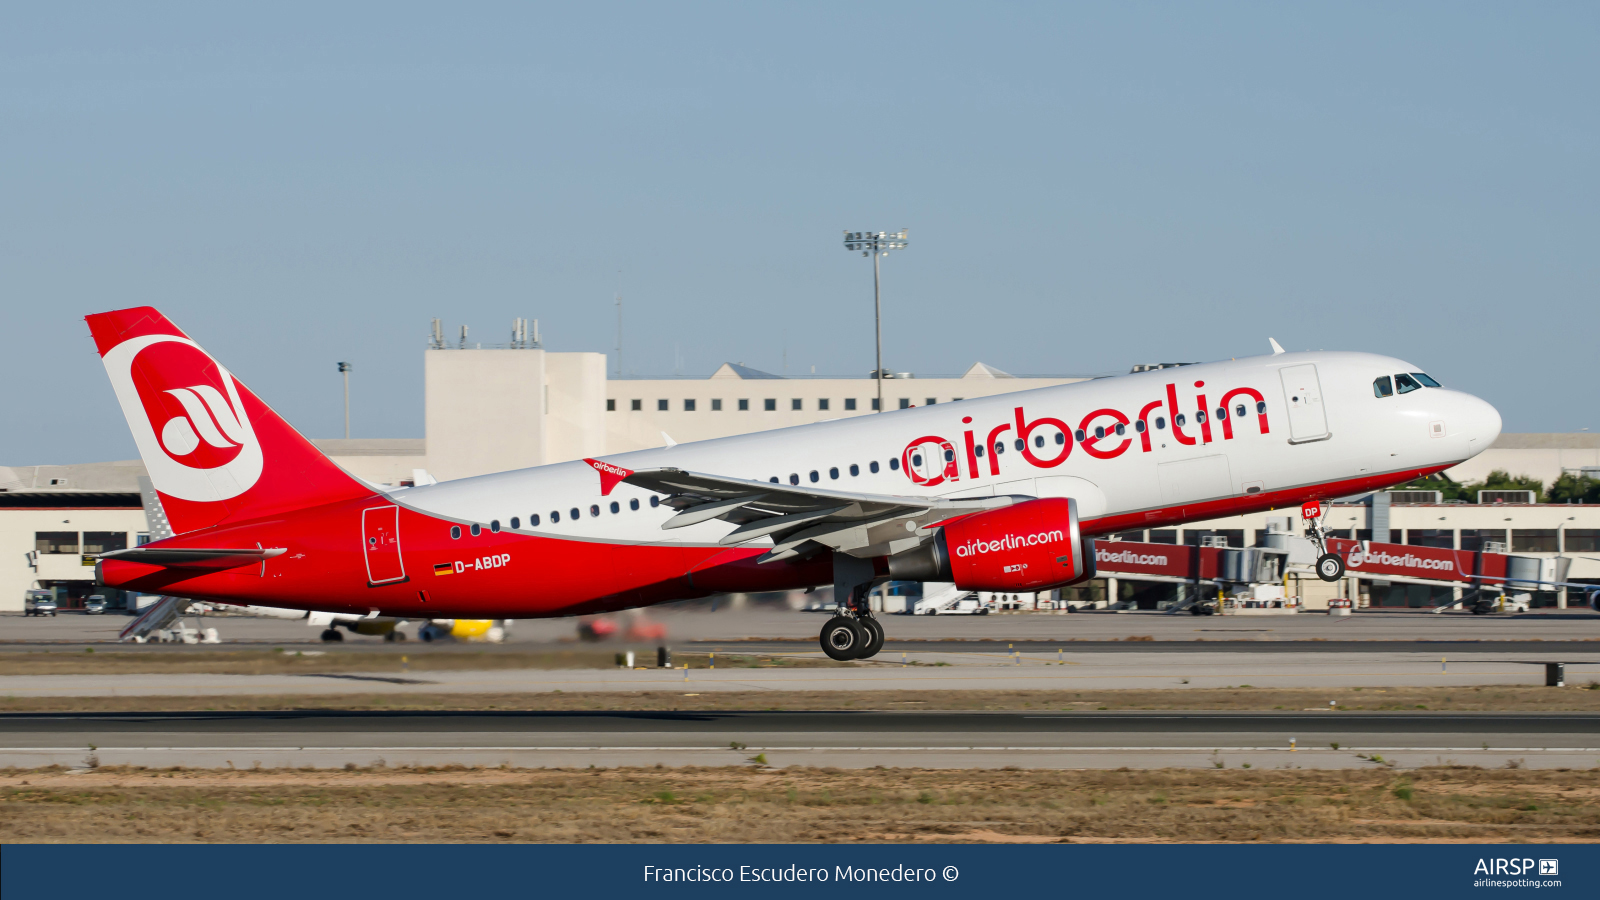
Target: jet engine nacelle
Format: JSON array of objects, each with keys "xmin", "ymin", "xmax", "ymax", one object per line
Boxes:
[
  {"xmin": 888, "ymin": 497, "xmax": 1092, "ymax": 592},
  {"xmin": 1589, "ymin": 589, "xmax": 1600, "ymax": 614}
]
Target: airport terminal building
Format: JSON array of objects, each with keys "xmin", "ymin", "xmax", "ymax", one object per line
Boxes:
[{"xmin": 4, "ymin": 329, "xmax": 1597, "ymax": 613}]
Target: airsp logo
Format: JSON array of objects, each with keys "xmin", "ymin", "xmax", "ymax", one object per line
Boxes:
[{"xmin": 102, "ymin": 334, "xmax": 264, "ymax": 502}]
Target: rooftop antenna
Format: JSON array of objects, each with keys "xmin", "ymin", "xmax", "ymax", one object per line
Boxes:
[
  {"xmin": 459, "ymin": 325, "xmax": 468, "ymax": 349},
  {"xmin": 615, "ymin": 270, "xmax": 623, "ymax": 378},
  {"xmin": 430, "ymin": 318, "xmax": 443, "ymax": 349}
]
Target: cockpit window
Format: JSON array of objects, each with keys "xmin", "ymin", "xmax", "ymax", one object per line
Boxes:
[
  {"xmin": 1412, "ymin": 372, "xmax": 1441, "ymax": 388},
  {"xmin": 1373, "ymin": 376, "xmax": 1393, "ymax": 398},
  {"xmin": 1394, "ymin": 373, "xmax": 1422, "ymax": 394}
]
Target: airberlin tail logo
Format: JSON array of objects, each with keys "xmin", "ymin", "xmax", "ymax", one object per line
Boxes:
[{"xmin": 102, "ymin": 334, "xmax": 264, "ymax": 502}]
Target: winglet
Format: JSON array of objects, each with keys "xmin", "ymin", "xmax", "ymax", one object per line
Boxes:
[
  {"xmin": 584, "ymin": 458, "xmax": 633, "ymax": 496},
  {"xmin": 1268, "ymin": 337, "xmax": 1286, "ymax": 355}
]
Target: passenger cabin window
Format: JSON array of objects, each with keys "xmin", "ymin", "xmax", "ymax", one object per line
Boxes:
[
  {"xmin": 629, "ymin": 499, "xmax": 639, "ymax": 511},
  {"xmin": 848, "ymin": 464, "xmax": 859, "ymax": 476},
  {"xmin": 650, "ymin": 496, "xmax": 660, "ymax": 507},
  {"xmin": 609, "ymin": 501, "xmax": 620, "ymax": 513},
  {"xmin": 1394, "ymin": 373, "xmax": 1423, "ymax": 394},
  {"xmin": 450, "ymin": 526, "xmax": 462, "ymax": 539},
  {"xmin": 829, "ymin": 467, "xmax": 839, "ymax": 479},
  {"xmin": 889, "ymin": 458, "xmax": 900, "ymax": 470},
  {"xmin": 790, "ymin": 473, "xmax": 799, "ymax": 485},
  {"xmin": 510, "ymin": 517, "xmax": 520, "ymax": 529},
  {"xmin": 590, "ymin": 505, "xmax": 600, "ymax": 517},
  {"xmin": 1135, "ymin": 420, "xmax": 1146, "ymax": 433},
  {"xmin": 1235, "ymin": 404, "xmax": 1246, "ymax": 417},
  {"xmin": 1074, "ymin": 429, "xmax": 1086, "ymax": 442},
  {"xmin": 1256, "ymin": 401, "xmax": 1266, "ymax": 414},
  {"xmin": 809, "ymin": 470, "xmax": 820, "ymax": 483},
  {"xmin": 1412, "ymin": 372, "xmax": 1441, "ymax": 387},
  {"xmin": 530, "ymin": 514, "xmax": 541, "ymax": 526},
  {"xmin": 490, "ymin": 520, "xmax": 500, "ymax": 533},
  {"xmin": 1175, "ymin": 414, "xmax": 1187, "ymax": 427},
  {"xmin": 551, "ymin": 510, "xmax": 560, "ymax": 522},
  {"xmin": 870, "ymin": 461, "xmax": 880, "ymax": 473},
  {"xmin": 1373, "ymin": 376, "xmax": 1393, "ymax": 397},
  {"xmin": 571, "ymin": 507, "xmax": 581, "ymax": 520},
  {"xmin": 1155, "ymin": 417, "xmax": 1166, "ymax": 429}
]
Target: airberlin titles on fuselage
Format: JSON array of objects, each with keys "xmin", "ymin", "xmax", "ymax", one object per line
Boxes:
[{"xmin": 897, "ymin": 379, "xmax": 1269, "ymax": 487}]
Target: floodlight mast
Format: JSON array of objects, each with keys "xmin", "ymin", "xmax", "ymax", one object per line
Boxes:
[{"xmin": 842, "ymin": 229, "xmax": 908, "ymax": 414}]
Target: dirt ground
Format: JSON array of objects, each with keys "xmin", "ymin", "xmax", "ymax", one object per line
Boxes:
[
  {"xmin": 1, "ymin": 765, "xmax": 1594, "ymax": 843},
  {"xmin": 3, "ymin": 684, "xmax": 1598, "ymax": 714}
]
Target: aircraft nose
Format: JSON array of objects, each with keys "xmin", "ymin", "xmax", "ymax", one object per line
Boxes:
[{"xmin": 1456, "ymin": 392, "xmax": 1501, "ymax": 458}]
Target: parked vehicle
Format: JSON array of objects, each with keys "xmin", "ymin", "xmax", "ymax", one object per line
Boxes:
[
  {"xmin": 84, "ymin": 595, "xmax": 108, "ymax": 615},
  {"xmin": 928, "ymin": 597, "xmax": 989, "ymax": 615},
  {"xmin": 25, "ymin": 590, "xmax": 57, "ymax": 617}
]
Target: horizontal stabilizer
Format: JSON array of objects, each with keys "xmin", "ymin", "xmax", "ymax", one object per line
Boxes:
[{"xmin": 98, "ymin": 546, "xmax": 287, "ymax": 570}]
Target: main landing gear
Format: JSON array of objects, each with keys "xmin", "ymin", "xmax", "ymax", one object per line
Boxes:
[{"xmin": 819, "ymin": 587, "xmax": 885, "ymax": 661}]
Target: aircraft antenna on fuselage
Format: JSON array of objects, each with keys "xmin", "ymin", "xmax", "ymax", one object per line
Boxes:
[{"xmin": 1268, "ymin": 337, "xmax": 1286, "ymax": 355}]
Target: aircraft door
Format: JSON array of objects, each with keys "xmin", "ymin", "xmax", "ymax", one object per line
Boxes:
[
  {"xmin": 361, "ymin": 505, "xmax": 407, "ymax": 585},
  {"xmin": 1278, "ymin": 364, "xmax": 1330, "ymax": 443}
]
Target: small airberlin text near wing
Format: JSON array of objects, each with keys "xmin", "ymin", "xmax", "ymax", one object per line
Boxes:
[{"xmin": 585, "ymin": 458, "xmax": 634, "ymax": 496}]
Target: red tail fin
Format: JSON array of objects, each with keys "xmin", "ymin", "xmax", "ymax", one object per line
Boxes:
[{"xmin": 87, "ymin": 307, "xmax": 374, "ymax": 534}]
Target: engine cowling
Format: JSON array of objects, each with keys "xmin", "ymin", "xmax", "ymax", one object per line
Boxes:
[
  {"xmin": 1589, "ymin": 589, "xmax": 1600, "ymax": 614},
  {"xmin": 888, "ymin": 497, "xmax": 1092, "ymax": 592}
]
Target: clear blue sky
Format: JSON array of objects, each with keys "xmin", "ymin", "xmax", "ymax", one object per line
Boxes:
[{"xmin": 4, "ymin": 3, "xmax": 1596, "ymax": 465}]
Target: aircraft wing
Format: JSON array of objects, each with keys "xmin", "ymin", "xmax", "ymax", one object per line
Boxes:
[{"xmin": 620, "ymin": 466, "xmax": 1014, "ymax": 562}]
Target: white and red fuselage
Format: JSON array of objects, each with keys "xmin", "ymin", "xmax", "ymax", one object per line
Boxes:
[{"xmin": 91, "ymin": 307, "xmax": 1501, "ymax": 618}]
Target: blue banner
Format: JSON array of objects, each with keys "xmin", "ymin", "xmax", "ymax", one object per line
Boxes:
[{"xmin": 3, "ymin": 844, "xmax": 1594, "ymax": 900}]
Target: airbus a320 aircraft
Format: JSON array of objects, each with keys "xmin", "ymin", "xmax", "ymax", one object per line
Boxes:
[{"xmin": 90, "ymin": 307, "xmax": 1501, "ymax": 658}]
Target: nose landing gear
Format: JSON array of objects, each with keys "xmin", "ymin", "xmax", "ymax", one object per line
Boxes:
[{"xmin": 1302, "ymin": 500, "xmax": 1346, "ymax": 582}]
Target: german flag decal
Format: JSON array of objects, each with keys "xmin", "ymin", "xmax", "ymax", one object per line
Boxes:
[{"xmin": 433, "ymin": 562, "xmax": 454, "ymax": 576}]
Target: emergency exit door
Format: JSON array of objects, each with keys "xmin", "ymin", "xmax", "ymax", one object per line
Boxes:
[
  {"xmin": 362, "ymin": 505, "xmax": 407, "ymax": 585},
  {"xmin": 1279, "ymin": 364, "xmax": 1330, "ymax": 443}
]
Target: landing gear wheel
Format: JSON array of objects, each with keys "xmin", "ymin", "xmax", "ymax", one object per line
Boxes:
[
  {"xmin": 820, "ymin": 616, "xmax": 865, "ymax": 661},
  {"xmin": 320, "ymin": 628, "xmax": 343, "ymax": 642},
  {"xmin": 1315, "ymin": 553, "xmax": 1345, "ymax": 582},
  {"xmin": 856, "ymin": 617, "xmax": 885, "ymax": 659}
]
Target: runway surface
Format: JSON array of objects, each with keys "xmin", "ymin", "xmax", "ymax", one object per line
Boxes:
[
  {"xmin": 2, "ymin": 650, "xmax": 1593, "ymax": 697},
  {"xmin": 5, "ymin": 710, "xmax": 1595, "ymax": 770},
  {"xmin": 6, "ymin": 607, "xmax": 1598, "ymax": 648}
]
